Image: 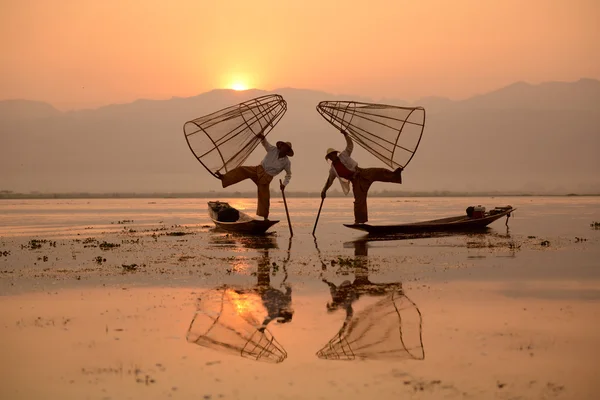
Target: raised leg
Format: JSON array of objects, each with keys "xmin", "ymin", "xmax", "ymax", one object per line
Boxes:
[
  {"xmin": 220, "ymin": 166, "xmax": 259, "ymax": 188},
  {"xmin": 358, "ymin": 167, "xmax": 402, "ymax": 185}
]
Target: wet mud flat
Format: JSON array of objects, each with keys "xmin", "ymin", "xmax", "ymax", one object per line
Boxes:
[{"xmin": 1, "ymin": 219, "xmax": 600, "ymax": 399}]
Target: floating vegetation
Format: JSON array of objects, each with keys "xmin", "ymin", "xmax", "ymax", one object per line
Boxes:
[
  {"xmin": 591, "ymin": 221, "xmax": 600, "ymax": 229},
  {"xmin": 112, "ymin": 220, "xmax": 134, "ymax": 224},
  {"xmin": 148, "ymin": 227, "xmax": 169, "ymax": 232},
  {"xmin": 330, "ymin": 257, "xmax": 361, "ymax": 267},
  {"xmin": 466, "ymin": 240, "xmax": 521, "ymax": 250},
  {"xmin": 121, "ymin": 239, "xmax": 140, "ymax": 244},
  {"xmin": 94, "ymin": 256, "xmax": 106, "ymax": 265},
  {"xmin": 82, "ymin": 237, "xmax": 98, "ymax": 248},
  {"xmin": 99, "ymin": 241, "xmax": 120, "ymax": 250},
  {"xmin": 540, "ymin": 240, "xmax": 550, "ymax": 247},
  {"xmin": 166, "ymin": 231, "xmax": 192, "ymax": 236},
  {"xmin": 0, "ymin": 250, "xmax": 10, "ymax": 257},
  {"xmin": 21, "ymin": 239, "xmax": 56, "ymax": 250},
  {"xmin": 121, "ymin": 263, "xmax": 138, "ymax": 271}
]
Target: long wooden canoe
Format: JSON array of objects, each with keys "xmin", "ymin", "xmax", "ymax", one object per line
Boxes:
[
  {"xmin": 344, "ymin": 207, "xmax": 515, "ymax": 235},
  {"xmin": 208, "ymin": 201, "xmax": 279, "ymax": 234}
]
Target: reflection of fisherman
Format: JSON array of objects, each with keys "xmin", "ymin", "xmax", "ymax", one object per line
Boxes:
[
  {"xmin": 320, "ymin": 131, "xmax": 403, "ymax": 224},
  {"xmin": 216, "ymin": 133, "xmax": 293, "ymax": 220},
  {"xmin": 257, "ymin": 286, "xmax": 293, "ymax": 330},
  {"xmin": 237, "ymin": 248, "xmax": 294, "ymax": 331},
  {"xmin": 316, "ymin": 239, "xmax": 425, "ymax": 362},
  {"xmin": 323, "ymin": 277, "xmax": 402, "ymax": 324},
  {"xmin": 322, "ymin": 240, "xmax": 401, "ymax": 325}
]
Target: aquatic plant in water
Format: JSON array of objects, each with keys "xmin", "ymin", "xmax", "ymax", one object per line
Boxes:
[{"xmin": 99, "ymin": 241, "xmax": 120, "ymax": 250}]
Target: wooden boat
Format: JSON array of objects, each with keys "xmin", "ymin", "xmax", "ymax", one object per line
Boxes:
[
  {"xmin": 344, "ymin": 206, "xmax": 515, "ymax": 235},
  {"xmin": 207, "ymin": 201, "xmax": 279, "ymax": 234}
]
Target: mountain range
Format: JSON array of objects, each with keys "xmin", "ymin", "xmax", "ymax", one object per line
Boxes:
[{"xmin": 1, "ymin": 78, "xmax": 599, "ymax": 195}]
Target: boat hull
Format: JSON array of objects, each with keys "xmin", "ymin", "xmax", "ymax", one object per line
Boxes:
[
  {"xmin": 208, "ymin": 201, "xmax": 279, "ymax": 235},
  {"xmin": 344, "ymin": 207, "xmax": 515, "ymax": 235}
]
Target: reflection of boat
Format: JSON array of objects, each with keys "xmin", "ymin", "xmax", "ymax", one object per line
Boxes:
[
  {"xmin": 208, "ymin": 232, "xmax": 279, "ymax": 250},
  {"xmin": 208, "ymin": 201, "xmax": 279, "ymax": 234},
  {"xmin": 344, "ymin": 206, "xmax": 516, "ymax": 235}
]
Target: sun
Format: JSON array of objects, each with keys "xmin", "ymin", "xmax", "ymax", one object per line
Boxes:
[{"xmin": 231, "ymin": 82, "xmax": 248, "ymax": 91}]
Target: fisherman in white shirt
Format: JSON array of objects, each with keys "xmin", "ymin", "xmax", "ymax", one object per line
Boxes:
[
  {"xmin": 217, "ymin": 134, "xmax": 293, "ymax": 220},
  {"xmin": 321, "ymin": 130, "xmax": 403, "ymax": 224}
]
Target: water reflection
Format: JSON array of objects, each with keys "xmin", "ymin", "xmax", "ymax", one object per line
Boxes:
[
  {"xmin": 237, "ymin": 241, "xmax": 293, "ymax": 329},
  {"xmin": 317, "ymin": 240, "xmax": 425, "ymax": 361},
  {"xmin": 186, "ymin": 241, "xmax": 293, "ymax": 363},
  {"xmin": 186, "ymin": 285, "xmax": 288, "ymax": 363},
  {"xmin": 207, "ymin": 232, "xmax": 279, "ymax": 250},
  {"xmin": 188, "ymin": 236, "xmax": 423, "ymax": 363}
]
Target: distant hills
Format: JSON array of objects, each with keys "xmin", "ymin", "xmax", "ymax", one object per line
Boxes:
[{"xmin": 1, "ymin": 78, "xmax": 599, "ymax": 195}]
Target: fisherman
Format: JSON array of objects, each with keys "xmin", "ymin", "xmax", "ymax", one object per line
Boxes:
[
  {"xmin": 216, "ymin": 133, "xmax": 293, "ymax": 220},
  {"xmin": 321, "ymin": 130, "xmax": 403, "ymax": 224}
]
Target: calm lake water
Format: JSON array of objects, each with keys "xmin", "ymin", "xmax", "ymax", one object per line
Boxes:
[
  {"xmin": 2, "ymin": 196, "xmax": 600, "ymax": 240},
  {"xmin": 2, "ymin": 197, "xmax": 600, "ymax": 399}
]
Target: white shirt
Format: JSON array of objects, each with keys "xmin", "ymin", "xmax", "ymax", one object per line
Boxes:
[
  {"xmin": 261, "ymin": 139, "xmax": 292, "ymax": 187},
  {"xmin": 322, "ymin": 135, "xmax": 358, "ymax": 195}
]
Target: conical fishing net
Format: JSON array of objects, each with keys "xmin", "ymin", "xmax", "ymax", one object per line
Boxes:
[
  {"xmin": 317, "ymin": 101, "xmax": 425, "ymax": 169},
  {"xmin": 184, "ymin": 94, "xmax": 287, "ymax": 177},
  {"xmin": 186, "ymin": 286, "xmax": 287, "ymax": 363},
  {"xmin": 316, "ymin": 291, "xmax": 424, "ymax": 361}
]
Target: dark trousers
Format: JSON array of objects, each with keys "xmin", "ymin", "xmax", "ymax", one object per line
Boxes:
[{"xmin": 351, "ymin": 167, "xmax": 402, "ymax": 223}]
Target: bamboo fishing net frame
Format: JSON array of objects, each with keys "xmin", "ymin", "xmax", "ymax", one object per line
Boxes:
[
  {"xmin": 184, "ymin": 94, "xmax": 287, "ymax": 178},
  {"xmin": 317, "ymin": 101, "xmax": 426, "ymax": 169}
]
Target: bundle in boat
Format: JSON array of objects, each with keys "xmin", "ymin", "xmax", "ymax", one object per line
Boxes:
[
  {"xmin": 316, "ymin": 290, "xmax": 424, "ymax": 361},
  {"xmin": 184, "ymin": 94, "xmax": 287, "ymax": 178},
  {"xmin": 186, "ymin": 286, "xmax": 287, "ymax": 363},
  {"xmin": 317, "ymin": 101, "xmax": 425, "ymax": 169}
]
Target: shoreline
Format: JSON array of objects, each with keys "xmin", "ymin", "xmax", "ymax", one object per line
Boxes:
[{"xmin": 1, "ymin": 192, "xmax": 599, "ymax": 200}]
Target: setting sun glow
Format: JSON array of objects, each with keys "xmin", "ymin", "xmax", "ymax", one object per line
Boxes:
[{"xmin": 231, "ymin": 82, "xmax": 248, "ymax": 91}]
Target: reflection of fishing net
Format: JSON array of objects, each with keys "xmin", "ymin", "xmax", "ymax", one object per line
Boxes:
[
  {"xmin": 317, "ymin": 291, "xmax": 424, "ymax": 361},
  {"xmin": 186, "ymin": 287, "xmax": 287, "ymax": 363},
  {"xmin": 317, "ymin": 101, "xmax": 425, "ymax": 169},
  {"xmin": 184, "ymin": 94, "xmax": 287, "ymax": 177}
]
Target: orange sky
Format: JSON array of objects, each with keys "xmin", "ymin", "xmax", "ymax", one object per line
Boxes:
[{"xmin": 1, "ymin": 0, "xmax": 598, "ymax": 110}]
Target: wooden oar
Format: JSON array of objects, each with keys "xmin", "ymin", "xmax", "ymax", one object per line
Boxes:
[
  {"xmin": 279, "ymin": 179, "xmax": 293, "ymax": 237},
  {"xmin": 312, "ymin": 197, "xmax": 325, "ymax": 236}
]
